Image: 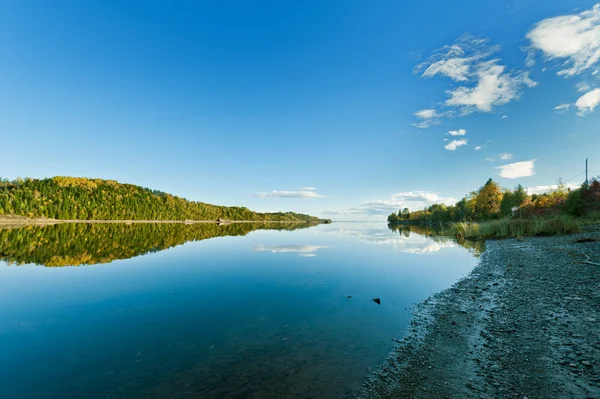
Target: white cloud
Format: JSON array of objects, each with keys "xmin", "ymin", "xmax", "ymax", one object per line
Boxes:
[
  {"xmin": 251, "ymin": 245, "xmax": 328, "ymax": 256},
  {"xmin": 446, "ymin": 61, "xmax": 536, "ymax": 113},
  {"xmin": 474, "ymin": 146, "xmax": 482, "ymax": 150},
  {"xmin": 413, "ymin": 109, "xmax": 441, "ymax": 128},
  {"xmin": 255, "ymin": 189, "xmax": 325, "ymax": 198},
  {"xmin": 448, "ymin": 129, "xmax": 466, "ymax": 136},
  {"xmin": 501, "ymin": 115, "xmax": 508, "ymax": 119},
  {"xmin": 422, "ymin": 57, "xmax": 471, "ymax": 82},
  {"xmin": 577, "ymin": 81, "xmax": 592, "ymax": 92},
  {"xmin": 499, "ymin": 152, "xmax": 513, "ymax": 160},
  {"xmin": 554, "ymin": 103, "xmax": 572, "ymax": 114},
  {"xmin": 525, "ymin": 47, "xmax": 536, "ymax": 67},
  {"xmin": 496, "ymin": 160, "xmax": 535, "ymax": 179},
  {"xmin": 526, "ymin": 183, "xmax": 580, "ymax": 195},
  {"xmin": 323, "ymin": 191, "xmax": 456, "ymax": 217},
  {"xmin": 415, "ymin": 109, "xmax": 439, "ymax": 119},
  {"xmin": 444, "ymin": 139, "xmax": 468, "ymax": 151},
  {"xmin": 414, "ymin": 120, "xmax": 438, "ymax": 129},
  {"xmin": 416, "ymin": 36, "xmax": 536, "ymax": 116},
  {"xmin": 527, "ymin": 4, "xmax": 600, "ymax": 77},
  {"xmin": 417, "ymin": 38, "xmax": 494, "ymax": 81},
  {"xmin": 575, "ymin": 88, "xmax": 600, "ymax": 115},
  {"xmin": 485, "ymin": 158, "xmax": 495, "ymax": 161}
]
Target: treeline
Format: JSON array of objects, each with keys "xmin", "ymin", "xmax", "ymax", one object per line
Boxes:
[
  {"xmin": 0, "ymin": 222, "xmax": 314, "ymax": 267},
  {"xmin": 388, "ymin": 177, "xmax": 600, "ymax": 224},
  {"xmin": 0, "ymin": 177, "xmax": 326, "ymax": 222}
]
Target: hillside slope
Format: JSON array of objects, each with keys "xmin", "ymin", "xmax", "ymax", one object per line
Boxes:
[{"xmin": 0, "ymin": 177, "xmax": 324, "ymax": 222}]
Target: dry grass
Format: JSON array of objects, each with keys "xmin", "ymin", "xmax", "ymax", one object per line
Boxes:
[{"xmin": 449, "ymin": 216, "xmax": 581, "ymax": 240}]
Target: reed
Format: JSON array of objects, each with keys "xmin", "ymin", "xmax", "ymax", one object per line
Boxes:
[{"xmin": 449, "ymin": 216, "xmax": 581, "ymax": 240}]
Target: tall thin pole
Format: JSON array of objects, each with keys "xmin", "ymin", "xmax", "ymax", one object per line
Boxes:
[{"xmin": 585, "ymin": 158, "xmax": 589, "ymax": 186}]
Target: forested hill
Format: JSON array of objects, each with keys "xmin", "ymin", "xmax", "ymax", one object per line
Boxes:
[{"xmin": 0, "ymin": 177, "xmax": 324, "ymax": 222}]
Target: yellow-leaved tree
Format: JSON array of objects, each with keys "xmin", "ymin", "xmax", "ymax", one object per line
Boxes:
[{"xmin": 475, "ymin": 178, "xmax": 503, "ymax": 220}]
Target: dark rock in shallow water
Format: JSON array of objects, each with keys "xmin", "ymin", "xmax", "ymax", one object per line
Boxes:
[
  {"xmin": 372, "ymin": 298, "xmax": 381, "ymax": 305},
  {"xmin": 574, "ymin": 237, "xmax": 599, "ymax": 243}
]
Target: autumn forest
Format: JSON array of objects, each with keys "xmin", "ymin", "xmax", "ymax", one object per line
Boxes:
[{"xmin": 0, "ymin": 176, "xmax": 325, "ymax": 223}]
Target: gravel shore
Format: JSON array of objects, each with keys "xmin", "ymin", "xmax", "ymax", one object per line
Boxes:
[{"xmin": 360, "ymin": 228, "xmax": 600, "ymax": 399}]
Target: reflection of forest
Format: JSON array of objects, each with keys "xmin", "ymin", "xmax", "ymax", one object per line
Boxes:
[
  {"xmin": 0, "ymin": 222, "xmax": 316, "ymax": 267},
  {"xmin": 387, "ymin": 223, "xmax": 485, "ymax": 257}
]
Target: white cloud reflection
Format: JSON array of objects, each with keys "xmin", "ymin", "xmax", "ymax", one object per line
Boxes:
[
  {"xmin": 330, "ymin": 228, "xmax": 457, "ymax": 255},
  {"xmin": 251, "ymin": 245, "xmax": 328, "ymax": 257}
]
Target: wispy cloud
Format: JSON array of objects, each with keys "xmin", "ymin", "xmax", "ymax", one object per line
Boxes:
[
  {"xmin": 527, "ymin": 4, "xmax": 600, "ymax": 77},
  {"xmin": 497, "ymin": 160, "xmax": 535, "ymax": 179},
  {"xmin": 474, "ymin": 146, "xmax": 482, "ymax": 150},
  {"xmin": 577, "ymin": 81, "xmax": 592, "ymax": 92},
  {"xmin": 499, "ymin": 152, "xmax": 513, "ymax": 160},
  {"xmin": 444, "ymin": 139, "xmax": 468, "ymax": 151},
  {"xmin": 421, "ymin": 45, "xmax": 472, "ymax": 81},
  {"xmin": 501, "ymin": 115, "xmax": 508, "ymax": 119},
  {"xmin": 575, "ymin": 88, "xmax": 600, "ymax": 116},
  {"xmin": 413, "ymin": 109, "xmax": 441, "ymax": 128},
  {"xmin": 448, "ymin": 129, "xmax": 466, "ymax": 136},
  {"xmin": 323, "ymin": 191, "xmax": 456, "ymax": 217},
  {"xmin": 415, "ymin": 35, "xmax": 536, "ymax": 118},
  {"xmin": 485, "ymin": 157, "xmax": 495, "ymax": 162},
  {"xmin": 554, "ymin": 103, "xmax": 571, "ymax": 114},
  {"xmin": 255, "ymin": 188, "xmax": 325, "ymax": 198},
  {"xmin": 415, "ymin": 109, "xmax": 439, "ymax": 119}
]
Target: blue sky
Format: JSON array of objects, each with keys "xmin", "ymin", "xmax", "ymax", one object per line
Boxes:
[{"xmin": 1, "ymin": 1, "xmax": 599, "ymax": 220}]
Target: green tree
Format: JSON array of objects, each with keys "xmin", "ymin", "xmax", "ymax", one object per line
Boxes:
[
  {"xmin": 563, "ymin": 188, "xmax": 584, "ymax": 216},
  {"xmin": 513, "ymin": 184, "xmax": 528, "ymax": 206},
  {"xmin": 401, "ymin": 207, "xmax": 410, "ymax": 219},
  {"xmin": 500, "ymin": 190, "xmax": 515, "ymax": 216}
]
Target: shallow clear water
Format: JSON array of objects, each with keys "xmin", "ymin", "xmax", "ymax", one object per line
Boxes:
[{"xmin": 0, "ymin": 222, "xmax": 480, "ymax": 398}]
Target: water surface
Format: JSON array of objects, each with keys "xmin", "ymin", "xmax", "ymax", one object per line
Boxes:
[{"xmin": 0, "ymin": 222, "xmax": 480, "ymax": 398}]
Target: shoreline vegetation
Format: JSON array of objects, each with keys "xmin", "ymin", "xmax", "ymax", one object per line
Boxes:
[
  {"xmin": 388, "ymin": 177, "xmax": 599, "ymax": 239},
  {"xmin": 0, "ymin": 176, "xmax": 332, "ymax": 225},
  {"xmin": 0, "ymin": 214, "xmax": 330, "ymax": 227}
]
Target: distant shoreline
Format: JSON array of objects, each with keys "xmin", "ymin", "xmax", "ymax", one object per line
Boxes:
[{"xmin": 0, "ymin": 215, "xmax": 329, "ymax": 227}]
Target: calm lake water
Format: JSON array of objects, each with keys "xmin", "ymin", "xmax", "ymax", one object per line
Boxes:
[{"xmin": 0, "ymin": 222, "xmax": 482, "ymax": 398}]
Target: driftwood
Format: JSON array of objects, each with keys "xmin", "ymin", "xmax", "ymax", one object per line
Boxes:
[{"xmin": 582, "ymin": 252, "xmax": 600, "ymax": 266}]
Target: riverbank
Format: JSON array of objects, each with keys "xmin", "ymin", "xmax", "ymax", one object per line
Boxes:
[
  {"xmin": 0, "ymin": 215, "xmax": 330, "ymax": 228},
  {"xmin": 360, "ymin": 227, "xmax": 600, "ymax": 399}
]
